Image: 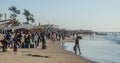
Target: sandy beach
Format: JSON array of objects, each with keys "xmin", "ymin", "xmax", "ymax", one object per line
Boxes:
[
  {"xmin": 1, "ymin": 0, "xmax": 119, "ymax": 63},
  {"xmin": 0, "ymin": 34, "xmax": 95, "ymax": 63}
]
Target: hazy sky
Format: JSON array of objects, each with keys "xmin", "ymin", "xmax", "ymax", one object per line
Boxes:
[{"xmin": 0, "ymin": 0, "xmax": 120, "ymax": 32}]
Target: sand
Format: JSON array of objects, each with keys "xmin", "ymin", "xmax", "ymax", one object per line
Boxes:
[{"xmin": 0, "ymin": 34, "xmax": 95, "ymax": 63}]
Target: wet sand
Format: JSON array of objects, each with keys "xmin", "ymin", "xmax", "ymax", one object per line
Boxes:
[{"xmin": 0, "ymin": 34, "xmax": 95, "ymax": 63}]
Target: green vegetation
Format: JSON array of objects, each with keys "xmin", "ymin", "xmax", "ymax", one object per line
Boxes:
[
  {"xmin": 23, "ymin": 9, "xmax": 35, "ymax": 24},
  {"xmin": 8, "ymin": 6, "xmax": 35, "ymax": 26},
  {"xmin": 9, "ymin": 6, "xmax": 21, "ymax": 26},
  {"xmin": 9, "ymin": 6, "xmax": 20, "ymax": 19},
  {"xmin": 0, "ymin": 6, "xmax": 36, "ymax": 26}
]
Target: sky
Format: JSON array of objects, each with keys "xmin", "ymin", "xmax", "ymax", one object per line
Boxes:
[{"xmin": 0, "ymin": 0, "xmax": 120, "ymax": 32}]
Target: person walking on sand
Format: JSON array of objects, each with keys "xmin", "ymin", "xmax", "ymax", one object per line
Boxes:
[
  {"xmin": 41, "ymin": 32, "xmax": 47, "ymax": 49},
  {"xmin": 74, "ymin": 36, "xmax": 81, "ymax": 55},
  {"xmin": 34, "ymin": 32, "xmax": 39, "ymax": 48},
  {"xmin": 24, "ymin": 32, "xmax": 31, "ymax": 48}
]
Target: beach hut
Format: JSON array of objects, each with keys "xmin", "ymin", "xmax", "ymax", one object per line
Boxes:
[{"xmin": 5, "ymin": 24, "xmax": 34, "ymax": 33}]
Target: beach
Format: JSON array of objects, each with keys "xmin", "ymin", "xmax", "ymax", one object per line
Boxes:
[
  {"xmin": 1, "ymin": 0, "xmax": 120, "ymax": 63},
  {"xmin": 0, "ymin": 34, "xmax": 94, "ymax": 63}
]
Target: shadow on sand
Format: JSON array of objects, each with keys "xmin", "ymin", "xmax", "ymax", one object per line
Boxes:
[{"xmin": 27, "ymin": 53, "xmax": 50, "ymax": 58}]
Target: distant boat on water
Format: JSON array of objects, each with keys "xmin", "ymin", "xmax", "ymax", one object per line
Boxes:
[{"xmin": 95, "ymin": 32, "xmax": 107, "ymax": 35}]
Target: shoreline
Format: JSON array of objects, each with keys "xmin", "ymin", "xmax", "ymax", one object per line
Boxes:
[
  {"xmin": 0, "ymin": 34, "xmax": 95, "ymax": 63},
  {"xmin": 61, "ymin": 41, "xmax": 97, "ymax": 63},
  {"xmin": 60, "ymin": 37, "xmax": 96, "ymax": 63}
]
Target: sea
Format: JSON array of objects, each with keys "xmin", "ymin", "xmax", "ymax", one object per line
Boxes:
[{"xmin": 62, "ymin": 33, "xmax": 120, "ymax": 63}]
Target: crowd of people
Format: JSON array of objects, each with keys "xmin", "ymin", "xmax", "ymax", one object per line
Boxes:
[{"xmin": 0, "ymin": 30, "xmax": 74, "ymax": 52}]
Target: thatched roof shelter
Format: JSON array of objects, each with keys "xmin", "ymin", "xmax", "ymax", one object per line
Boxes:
[{"xmin": 30, "ymin": 25, "xmax": 48, "ymax": 32}]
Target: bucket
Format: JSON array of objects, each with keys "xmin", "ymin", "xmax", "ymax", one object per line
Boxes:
[
  {"xmin": 30, "ymin": 44, "xmax": 35, "ymax": 48},
  {"xmin": 22, "ymin": 43, "xmax": 26, "ymax": 48},
  {"xmin": 14, "ymin": 45, "xmax": 18, "ymax": 52}
]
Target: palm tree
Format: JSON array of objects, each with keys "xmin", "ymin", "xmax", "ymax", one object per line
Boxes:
[
  {"xmin": 29, "ymin": 14, "xmax": 35, "ymax": 23},
  {"xmin": 8, "ymin": 6, "xmax": 21, "ymax": 26},
  {"xmin": 9, "ymin": 6, "xmax": 20, "ymax": 19},
  {"xmin": 23, "ymin": 9, "xmax": 35, "ymax": 24},
  {"xmin": 23, "ymin": 9, "xmax": 30, "ymax": 23},
  {"xmin": 0, "ymin": 13, "xmax": 3, "ymax": 20}
]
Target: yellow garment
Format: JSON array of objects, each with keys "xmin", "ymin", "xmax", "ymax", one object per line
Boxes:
[{"xmin": 12, "ymin": 28, "xmax": 14, "ymax": 33}]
